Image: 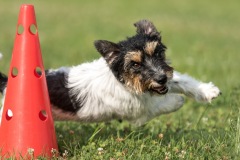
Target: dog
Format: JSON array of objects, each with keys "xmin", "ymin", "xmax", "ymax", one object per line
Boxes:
[{"xmin": 0, "ymin": 20, "xmax": 220, "ymax": 126}]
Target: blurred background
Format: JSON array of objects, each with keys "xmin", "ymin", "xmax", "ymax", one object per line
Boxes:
[
  {"xmin": 0, "ymin": 0, "xmax": 239, "ymax": 93},
  {"xmin": 0, "ymin": 0, "xmax": 239, "ymax": 158}
]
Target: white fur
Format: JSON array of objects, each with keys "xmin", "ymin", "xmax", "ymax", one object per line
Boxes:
[
  {"xmin": 65, "ymin": 58, "xmax": 219, "ymax": 125},
  {"xmin": 0, "ymin": 88, "xmax": 6, "ymax": 125},
  {"xmin": 68, "ymin": 58, "xmax": 144, "ymax": 123},
  {"xmin": 168, "ymin": 72, "xmax": 221, "ymax": 103},
  {"xmin": 0, "ymin": 58, "xmax": 220, "ymax": 126}
]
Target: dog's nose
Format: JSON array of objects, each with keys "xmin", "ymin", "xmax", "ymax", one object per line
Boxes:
[{"xmin": 156, "ymin": 75, "xmax": 168, "ymax": 85}]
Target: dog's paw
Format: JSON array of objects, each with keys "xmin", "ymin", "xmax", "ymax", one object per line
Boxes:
[
  {"xmin": 173, "ymin": 94, "xmax": 185, "ymax": 110},
  {"xmin": 197, "ymin": 82, "xmax": 221, "ymax": 103}
]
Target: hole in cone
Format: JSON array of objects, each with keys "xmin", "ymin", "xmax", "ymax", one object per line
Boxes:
[
  {"xmin": 6, "ymin": 109, "xmax": 13, "ymax": 120},
  {"xmin": 17, "ymin": 24, "xmax": 24, "ymax": 35},
  {"xmin": 39, "ymin": 110, "xmax": 48, "ymax": 121},
  {"xmin": 29, "ymin": 24, "xmax": 37, "ymax": 35},
  {"xmin": 11, "ymin": 67, "xmax": 18, "ymax": 78},
  {"xmin": 34, "ymin": 67, "xmax": 42, "ymax": 78}
]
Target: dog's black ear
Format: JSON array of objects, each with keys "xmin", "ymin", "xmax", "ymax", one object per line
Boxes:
[
  {"xmin": 134, "ymin": 20, "xmax": 160, "ymax": 37},
  {"xmin": 94, "ymin": 40, "xmax": 120, "ymax": 64}
]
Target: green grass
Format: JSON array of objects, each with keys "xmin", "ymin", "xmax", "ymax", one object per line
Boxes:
[{"xmin": 0, "ymin": 0, "xmax": 240, "ymax": 159}]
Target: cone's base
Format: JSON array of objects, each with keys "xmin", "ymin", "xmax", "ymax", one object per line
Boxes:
[{"xmin": 0, "ymin": 145, "xmax": 58, "ymax": 159}]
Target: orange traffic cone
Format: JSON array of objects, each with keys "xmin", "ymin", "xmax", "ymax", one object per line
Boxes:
[{"xmin": 0, "ymin": 4, "xmax": 58, "ymax": 158}]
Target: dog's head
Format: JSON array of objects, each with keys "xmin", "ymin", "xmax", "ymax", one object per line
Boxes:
[{"xmin": 94, "ymin": 20, "xmax": 173, "ymax": 95}]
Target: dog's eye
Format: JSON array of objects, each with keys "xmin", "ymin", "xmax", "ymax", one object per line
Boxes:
[{"xmin": 132, "ymin": 62, "xmax": 141, "ymax": 70}]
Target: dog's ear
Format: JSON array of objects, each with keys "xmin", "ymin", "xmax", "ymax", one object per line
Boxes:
[
  {"xmin": 134, "ymin": 20, "xmax": 160, "ymax": 37},
  {"xmin": 94, "ymin": 40, "xmax": 120, "ymax": 64}
]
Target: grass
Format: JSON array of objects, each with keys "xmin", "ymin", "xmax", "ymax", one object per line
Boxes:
[{"xmin": 0, "ymin": 0, "xmax": 240, "ymax": 159}]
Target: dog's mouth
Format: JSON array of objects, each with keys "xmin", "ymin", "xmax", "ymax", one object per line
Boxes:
[{"xmin": 151, "ymin": 85, "xmax": 168, "ymax": 95}]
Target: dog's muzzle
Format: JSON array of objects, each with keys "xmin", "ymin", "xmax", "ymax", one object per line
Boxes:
[
  {"xmin": 151, "ymin": 85, "xmax": 168, "ymax": 95},
  {"xmin": 150, "ymin": 74, "xmax": 169, "ymax": 94}
]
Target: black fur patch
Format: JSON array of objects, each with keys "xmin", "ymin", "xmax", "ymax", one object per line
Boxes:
[
  {"xmin": 46, "ymin": 70, "xmax": 82, "ymax": 113},
  {"xmin": 0, "ymin": 72, "xmax": 7, "ymax": 93},
  {"xmin": 0, "ymin": 70, "xmax": 81, "ymax": 114},
  {"xmin": 111, "ymin": 33, "xmax": 168, "ymax": 81},
  {"xmin": 94, "ymin": 20, "xmax": 173, "ymax": 94}
]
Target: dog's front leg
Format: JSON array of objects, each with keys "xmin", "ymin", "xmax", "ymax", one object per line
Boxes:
[
  {"xmin": 168, "ymin": 71, "xmax": 221, "ymax": 103},
  {"xmin": 131, "ymin": 94, "xmax": 185, "ymax": 126}
]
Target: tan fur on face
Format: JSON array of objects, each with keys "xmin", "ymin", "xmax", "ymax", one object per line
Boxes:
[
  {"xmin": 125, "ymin": 75, "xmax": 143, "ymax": 94},
  {"xmin": 123, "ymin": 51, "xmax": 144, "ymax": 94},
  {"xmin": 125, "ymin": 51, "xmax": 142, "ymax": 63},
  {"xmin": 132, "ymin": 76, "xmax": 143, "ymax": 94},
  {"xmin": 124, "ymin": 74, "xmax": 151, "ymax": 94},
  {"xmin": 144, "ymin": 41, "xmax": 158, "ymax": 56}
]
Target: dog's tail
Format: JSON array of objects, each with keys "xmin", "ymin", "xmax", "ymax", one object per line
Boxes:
[{"xmin": 0, "ymin": 53, "xmax": 7, "ymax": 93}]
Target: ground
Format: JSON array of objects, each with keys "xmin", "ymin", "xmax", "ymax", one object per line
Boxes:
[{"xmin": 0, "ymin": 0, "xmax": 239, "ymax": 159}]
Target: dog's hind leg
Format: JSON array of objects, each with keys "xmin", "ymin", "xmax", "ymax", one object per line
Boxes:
[{"xmin": 168, "ymin": 71, "xmax": 221, "ymax": 103}]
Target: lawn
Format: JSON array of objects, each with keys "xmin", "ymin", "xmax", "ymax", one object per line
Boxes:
[{"xmin": 0, "ymin": 0, "xmax": 240, "ymax": 159}]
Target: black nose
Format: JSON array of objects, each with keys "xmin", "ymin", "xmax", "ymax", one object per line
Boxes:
[{"xmin": 156, "ymin": 75, "xmax": 168, "ymax": 85}]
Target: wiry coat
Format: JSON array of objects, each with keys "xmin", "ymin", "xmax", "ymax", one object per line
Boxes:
[{"xmin": 0, "ymin": 20, "xmax": 220, "ymax": 126}]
